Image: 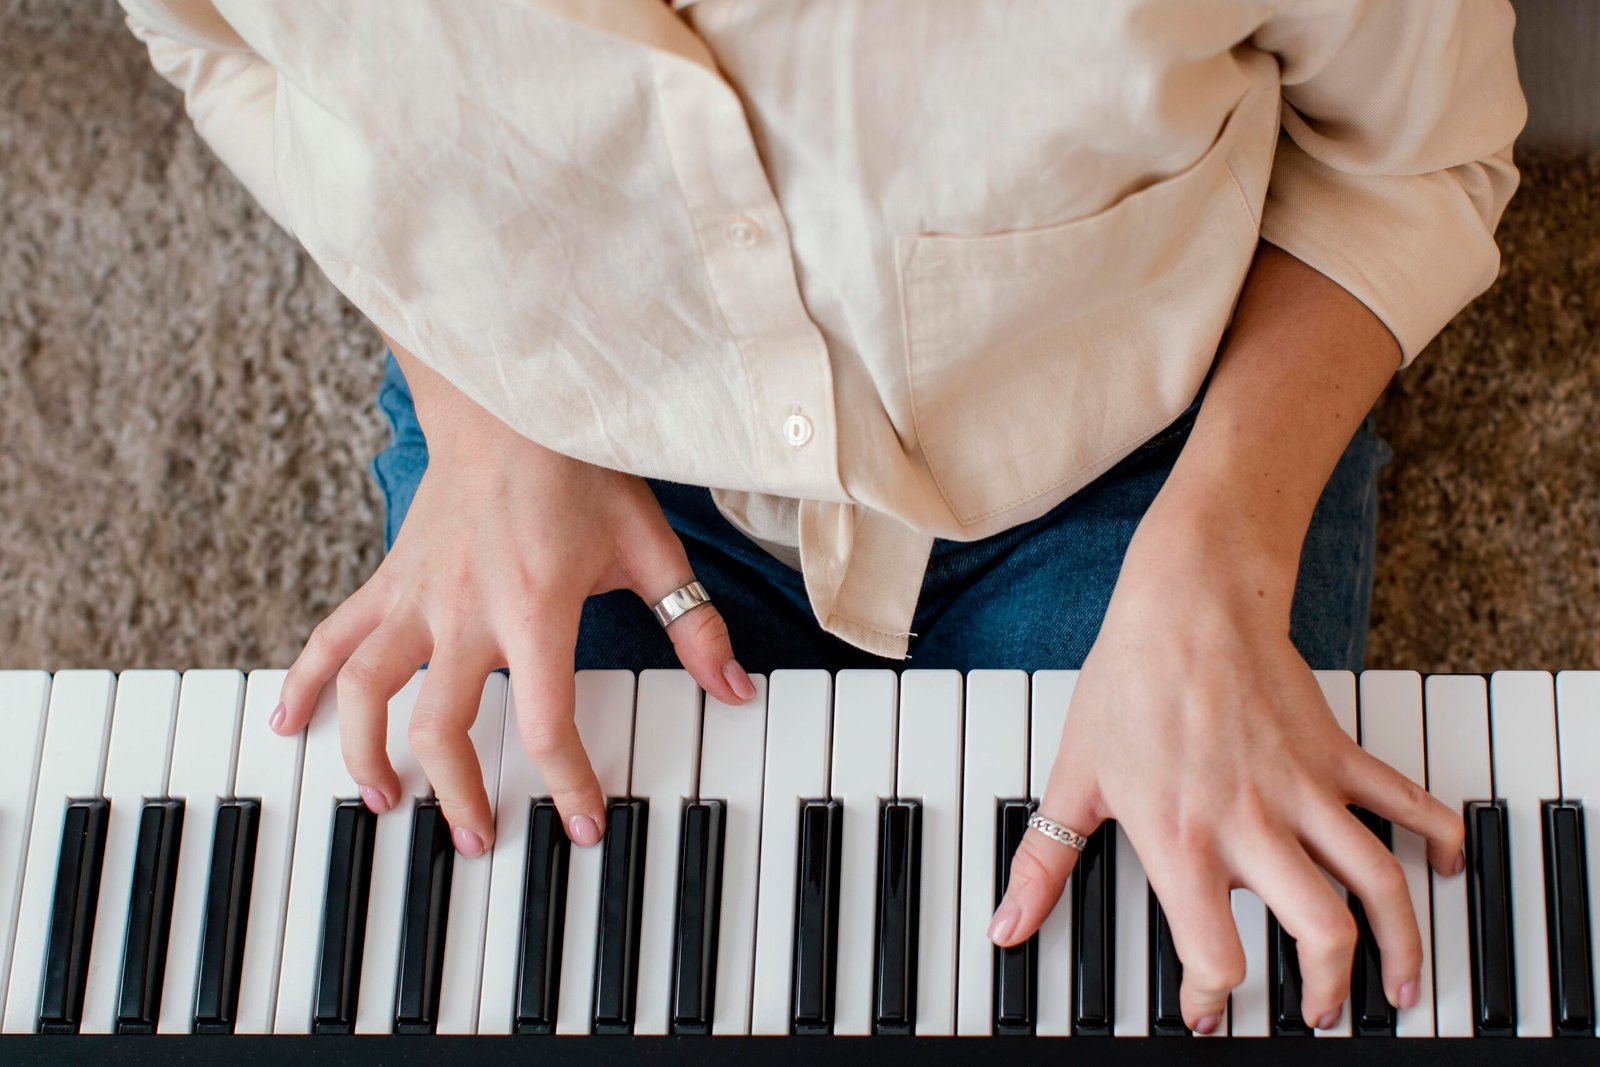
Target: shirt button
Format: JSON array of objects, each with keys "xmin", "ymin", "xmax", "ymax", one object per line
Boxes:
[
  {"xmin": 782, "ymin": 412, "xmax": 814, "ymax": 448},
  {"xmin": 725, "ymin": 215, "xmax": 764, "ymax": 248}
]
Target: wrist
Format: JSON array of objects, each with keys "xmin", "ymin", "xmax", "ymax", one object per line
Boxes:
[{"xmin": 1123, "ymin": 483, "xmax": 1304, "ymax": 615}]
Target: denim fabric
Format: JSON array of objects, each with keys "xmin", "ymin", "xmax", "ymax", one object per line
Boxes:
[{"xmin": 370, "ymin": 350, "xmax": 1391, "ymax": 674}]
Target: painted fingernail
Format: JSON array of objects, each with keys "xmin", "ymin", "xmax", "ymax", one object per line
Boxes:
[
  {"xmin": 1453, "ymin": 849, "xmax": 1466, "ymax": 876},
  {"xmin": 568, "ymin": 814, "xmax": 601, "ymax": 847},
  {"xmin": 1194, "ymin": 1013, "xmax": 1220, "ymax": 1035},
  {"xmin": 724, "ymin": 660, "xmax": 757, "ymax": 702},
  {"xmin": 268, "ymin": 702, "xmax": 286, "ymax": 732},
  {"xmin": 359, "ymin": 785, "xmax": 391, "ymax": 814},
  {"xmin": 986, "ymin": 899, "xmax": 1020, "ymax": 945},
  {"xmin": 1315, "ymin": 1010, "xmax": 1340, "ymax": 1031},
  {"xmin": 452, "ymin": 826, "xmax": 485, "ymax": 858},
  {"xmin": 1399, "ymin": 977, "xmax": 1420, "ymax": 1010}
]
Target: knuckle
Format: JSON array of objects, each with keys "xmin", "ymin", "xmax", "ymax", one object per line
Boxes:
[
  {"xmin": 407, "ymin": 710, "xmax": 448, "ymax": 758},
  {"xmin": 1308, "ymin": 911, "xmax": 1359, "ymax": 962},
  {"xmin": 337, "ymin": 654, "xmax": 382, "ymax": 697},
  {"xmin": 1187, "ymin": 957, "xmax": 1247, "ymax": 1000},
  {"xmin": 676, "ymin": 606, "xmax": 730, "ymax": 651},
  {"xmin": 1368, "ymin": 856, "xmax": 1409, "ymax": 902},
  {"xmin": 519, "ymin": 715, "xmax": 573, "ymax": 763},
  {"xmin": 1006, "ymin": 840, "xmax": 1057, "ymax": 895}
]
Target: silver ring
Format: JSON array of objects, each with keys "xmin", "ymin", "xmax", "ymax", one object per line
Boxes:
[
  {"xmin": 1027, "ymin": 811, "xmax": 1088, "ymax": 852},
  {"xmin": 651, "ymin": 580, "xmax": 712, "ymax": 629}
]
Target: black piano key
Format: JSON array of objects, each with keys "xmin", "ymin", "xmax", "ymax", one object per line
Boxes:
[
  {"xmin": 671, "ymin": 800, "xmax": 725, "ymax": 1036},
  {"xmin": 993, "ymin": 800, "xmax": 1037, "ymax": 1036},
  {"xmin": 1149, "ymin": 892, "xmax": 1187, "ymax": 1036},
  {"xmin": 194, "ymin": 799, "xmax": 260, "ymax": 1035},
  {"xmin": 1466, "ymin": 799, "xmax": 1516, "ymax": 1037},
  {"xmin": 1543, "ymin": 801, "xmax": 1595, "ymax": 1037},
  {"xmin": 114, "ymin": 799, "xmax": 186, "ymax": 1034},
  {"xmin": 312, "ymin": 799, "xmax": 378, "ymax": 1035},
  {"xmin": 38, "ymin": 798, "xmax": 111, "ymax": 1034},
  {"xmin": 1349, "ymin": 807, "xmax": 1396, "ymax": 1037},
  {"xmin": 1268, "ymin": 914, "xmax": 1312, "ymax": 1036},
  {"xmin": 1072, "ymin": 821, "xmax": 1115, "ymax": 1036},
  {"xmin": 790, "ymin": 799, "xmax": 844, "ymax": 1035},
  {"xmin": 873, "ymin": 800, "xmax": 921, "ymax": 1036},
  {"xmin": 516, "ymin": 800, "xmax": 570, "ymax": 1034},
  {"xmin": 593, "ymin": 799, "xmax": 650, "ymax": 1035},
  {"xmin": 394, "ymin": 799, "xmax": 455, "ymax": 1035}
]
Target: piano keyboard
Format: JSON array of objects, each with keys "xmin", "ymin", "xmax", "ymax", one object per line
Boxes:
[{"xmin": 1, "ymin": 667, "xmax": 1596, "ymax": 1061}]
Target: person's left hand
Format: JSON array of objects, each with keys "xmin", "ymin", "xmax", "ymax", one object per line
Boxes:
[{"xmin": 987, "ymin": 499, "xmax": 1465, "ymax": 1034}]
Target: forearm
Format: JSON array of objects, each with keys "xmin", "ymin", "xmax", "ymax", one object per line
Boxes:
[{"xmin": 1132, "ymin": 239, "xmax": 1400, "ymax": 609}]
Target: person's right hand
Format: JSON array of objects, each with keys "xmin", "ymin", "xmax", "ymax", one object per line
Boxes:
[{"xmin": 268, "ymin": 341, "xmax": 756, "ymax": 857}]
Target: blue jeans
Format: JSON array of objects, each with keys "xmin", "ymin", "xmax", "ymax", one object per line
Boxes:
[{"xmin": 371, "ymin": 351, "xmax": 1390, "ymax": 673}]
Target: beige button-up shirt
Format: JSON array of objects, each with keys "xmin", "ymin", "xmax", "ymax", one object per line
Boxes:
[{"xmin": 119, "ymin": 0, "xmax": 1526, "ymax": 658}]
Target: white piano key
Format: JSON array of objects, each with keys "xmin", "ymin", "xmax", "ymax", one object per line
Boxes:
[
  {"xmin": 0, "ymin": 672, "xmax": 51, "ymax": 1022},
  {"xmin": 231, "ymin": 671, "xmax": 304, "ymax": 1033},
  {"xmin": 3, "ymin": 670, "xmax": 116, "ymax": 1034},
  {"xmin": 1316, "ymin": 669, "xmax": 1357, "ymax": 1038},
  {"xmin": 751, "ymin": 669, "xmax": 833, "ymax": 1036},
  {"xmin": 1112, "ymin": 821, "xmax": 1149, "ymax": 1036},
  {"xmin": 157, "ymin": 670, "xmax": 247, "ymax": 1034},
  {"xmin": 354, "ymin": 671, "xmax": 429, "ymax": 1033},
  {"xmin": 1229, "ymin": 889, "xmax": 1270, "ymax": 1036},
  {"xmin": 956, "ymin": 670, "xmax": 1029, "ymax": 1036},
  {"xmin": 81, "ymin": 670, "xmax": 182, "ymax": 1033},
  {"xmin": 435, "ymin": 671, "xmax": 509, "ymax": 1035},
  {"xmin": 1358, "ymin": 670, "xmax": 1434, "ymax": 1036},
  {"xmin": 555, "ymin": 670, "xmax": 637, "ymax": 1035},
  {"xmin": 1490, "ymin": 670, "xmax": 1560, "ymax": 1037},
  {"xmin": 1424, "ymin": 674, "xmax": 1492, "ymax": 1038},
  {"xmin": 628, "ymin": 669, "xmax": 703, "ymax": 1036},
  {"xmin": 477, "ymin": 675, "xmax": 553, "ymax": 1036},
  {"xmin": 271, "ymin": 679, "xmax": 350, "ymax": 1034},
  {"xmin": 898, "ymin": 669, "xmax": 963, "ymax": 1037},
  {"xmin": 829, "ymin": 669, "xmax": 897, "ymax": 1036},
  {"xmin": 1029, "ymin": 670, "xmax": 1076, "ymax": 1036},
  {"xmin": 702, "ymin": 675, "xmax": 768, "ymax": 1035},
  {"xmin": 1555, "ymin": 670, "xmax": 1600, "ymax": 1037}
]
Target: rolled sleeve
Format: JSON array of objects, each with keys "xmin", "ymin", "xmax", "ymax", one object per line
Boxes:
[
  {"xmin": 1253, "ymin": 0, "xmax": 1528, "ymax": 367},
  {"xmin": 118, "ymin": 0, "xmax": 290, "ymax": 235}
]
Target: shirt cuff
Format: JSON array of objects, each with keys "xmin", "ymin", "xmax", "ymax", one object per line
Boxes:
[{"xmin": 1258, "ymin": 132, "xmax": 1518, "ymax": 369}]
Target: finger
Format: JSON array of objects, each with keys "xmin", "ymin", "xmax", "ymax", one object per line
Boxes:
[
  {"xmin": 1143, "ymin": 856, "xmax": 1244, "ymax": 1034},
  {"xmin": 989, "ymin": 780, "xmax": 1100, "ymax": 948},
  {"xmin": 1298, "ymin": 800, "xmax": 1422, "ymax": 1009},
  {"xmin": 278, "ymin": 582, "xmax": 388, "ymax": 735},
  {"xmin": 506, "ymin": 606, "xmax": 607, "ymax": 847},
  {"xmin": 624, "ymin": 525, "xmax": 754, "ymax": 706},
  {"xmin": 1239, "ymin": 829, "xmax": 1359, "ymax": 1030},
  {"xmin": 336, "ymin": 611, "xmax": 432, "ymax": 813},
  {"xmin": 408, "ymin": 651, "xmax": 498, "ymax": 858},
  {"xmin": 1340, "ymin": 746, "xmax": 1465, "ymax": 876}
]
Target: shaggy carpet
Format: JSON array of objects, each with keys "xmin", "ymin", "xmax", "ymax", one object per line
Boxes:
[{"xmin": 2, "ymin": 1, "xmax": 1596, "ymax": 673}]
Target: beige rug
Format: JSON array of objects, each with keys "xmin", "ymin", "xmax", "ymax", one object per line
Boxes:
[{"xmin": 2, "ymin": 1, "xmax": 1597, "ymax": 673}]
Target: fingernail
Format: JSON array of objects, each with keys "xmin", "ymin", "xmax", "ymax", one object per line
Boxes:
[
  {"xmin": 1194, "ymin": 1013, "xmax": 1220, "ymax": 1035},
  {"xmin": 452, "ymin": 826, "xmax": 485, "ymax": 858},
  {"xmin": 268, "ymin": 702, "xmax": 286, "ymax": 732},
  {"xmin": 359, "ymin": 785, "xmax": 391, "ymax": 814},
  {"xmin": 986, "ymin": 899, "xmax": 1020, "ymax": 945},
  {"xmin": 723, "ymin": 660, "xmax": 757, "ymax": 702},
  {"xmin": 1399, "ymin": 977, "xmax": 1420, "ymax": 1010},
  {"xmin": 1315, "ymin": 1010, "xmax": 1340, "ymax": 1031},
  {"xmin": 568, "ymin": 814, "xmax": 601, "ymax": 847},
  {"xmin": 1453, "ymin": 849, "xmax": 1466, "ymax": 876}
]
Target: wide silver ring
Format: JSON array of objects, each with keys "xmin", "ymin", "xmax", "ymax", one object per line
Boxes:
[
  {"xmin": 1027, "ymin": 811, "xmax": 1088, "ymax": 852},
  {"xmin": 651, "ymin": 580, "xmax": 712, "ymax": 629}
]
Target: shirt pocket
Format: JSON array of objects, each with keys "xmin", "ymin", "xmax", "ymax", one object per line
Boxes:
[{"xmin": 894, "ymin": 85, "xmax": 1274, "ymax": 528}]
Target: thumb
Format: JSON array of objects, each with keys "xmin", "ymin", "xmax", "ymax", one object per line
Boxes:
[
  {"xmin": 990, "ymin": 783, "xmax": 1102, "ymax": 947},
  {"xmin": 626, "ymin": 526, "xmax": 755, "ymax": 706}
]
